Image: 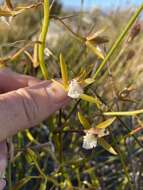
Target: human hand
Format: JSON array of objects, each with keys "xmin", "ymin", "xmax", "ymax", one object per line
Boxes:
[{"xmin": 0, "ymin": 67, "xmax": 69, "ymax": 189}]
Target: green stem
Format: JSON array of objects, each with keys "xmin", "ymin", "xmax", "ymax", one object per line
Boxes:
[
  {"xmin": 93, "ymin": 3, "xmax": 143, "ymax": 79},
  {"xmin": 7, "ymin": 159, "xmax": 12, "ymax": 190},
  {"xmin": 39, "ymin": 0, "xmax": 50, "ymax": 79}
]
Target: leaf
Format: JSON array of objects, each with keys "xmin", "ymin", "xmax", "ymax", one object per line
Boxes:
[
  {"xmin": 25, "ymin": 148, "xmax": 38, "ymax": 164},
  {"xmin": 86, "ymin": 28, "xmax": 107, "ymax": 41},
  {"xmin": 85, "ymin": 41, "xmax": 104, "ymax": 60},
  {"xmin": 78, "ymin": 112, "xmax": 91, "ymax": 129},
  {"xmin": 77, "ymin": 68, "xmax": 87, "ymax": 81},
  {"xmin": 59, "ymin": 53, "xmax": 68, "ymax": 89},
  {"xmin": 98, "ymin": 138, "xmax": 118, "ymax": 155},
  {"xmin": 80, "ymin": 94, "xmax": 102, "ymax": 109},
  {"xmin": 33, "ymin": 41, "xmax": 39, "ymax": 68},
  {"xmin": 96, "ymin": 117, "xmax": 116, "ymax": 129},
  {"xmin": 26, "ymin": 129, "xmax": 38, "ymax": 144},
  {"xmin": 103, "ymin": 109, "xmax": 143, "ymax": 116},
  {"xmin": 84, "ymin": 78, "xmax": 95, "ymax": 86}
]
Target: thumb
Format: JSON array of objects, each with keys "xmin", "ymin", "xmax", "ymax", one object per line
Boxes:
[{"xmin": 0, "ymin": 81, "xmax": 70, "ymax": 141}]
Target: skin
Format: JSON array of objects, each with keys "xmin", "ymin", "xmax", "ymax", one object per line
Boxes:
[{"xmin": 0, "ymin": 67, "xmax": 69, "ymax": 189}]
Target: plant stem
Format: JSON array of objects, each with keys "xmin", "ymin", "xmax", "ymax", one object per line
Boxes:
[
  {"xmin": 93, "ymin": 3, "xmax": 143, "ymax": 79},
  {"xmin": 7, "ymin": 160, "xmax": 12, "ymax": 190},
  {"xmin": 39, "ymin": 0, "xmax": 50, "ymax": 79}
]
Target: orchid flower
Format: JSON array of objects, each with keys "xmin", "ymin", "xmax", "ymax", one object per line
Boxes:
[
  {"xmin": 52, "ymin": 54, "xmax": 102, "ymax": 109},
  {"xmin": 78, "ymin": 112, "xmax": 117, "ymax": 155}
]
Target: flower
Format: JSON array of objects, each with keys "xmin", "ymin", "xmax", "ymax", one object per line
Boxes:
[
  {"xmin": 82, "ymin": 128, "xmax": 109, "ymax": 150},
  {"xmin": 68, "ymin": 79, "xmax": 83, "ymax": 99},
  {"xmin": 83, "ymin": 133, "xmax": 97, "ymax": 149}
]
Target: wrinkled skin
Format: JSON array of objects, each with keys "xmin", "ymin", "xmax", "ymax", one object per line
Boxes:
[{"xmin": 0, "ymin": 68, "xmax": 69, "ymax": 189}]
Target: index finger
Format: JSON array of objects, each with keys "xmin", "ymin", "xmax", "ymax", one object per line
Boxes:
[{"xmin": 0, "ymin": 67, "xmax": 41, "ymax": 92}]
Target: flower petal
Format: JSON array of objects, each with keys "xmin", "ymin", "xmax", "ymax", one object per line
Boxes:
[
  {"xmin": 82, "ymin": 133, "xmax": 97, "ymax": 149},
  {"xmin": 68, "ymin": 79, "xmax": 83, "ymax": 99}
]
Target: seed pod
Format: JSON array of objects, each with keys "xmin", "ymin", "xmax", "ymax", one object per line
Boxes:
[
  {"xmin": 126, "ymin": 49, "xmax": 135, "ymax": 61},
  {"xmin": 128, "ymin": 23, "xmax": 141, "ymax": 42}
]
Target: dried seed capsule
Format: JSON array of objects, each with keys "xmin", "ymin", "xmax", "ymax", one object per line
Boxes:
[{"xmin": 128, "ymin": 23, "xmax": 141, "ymax": 42}]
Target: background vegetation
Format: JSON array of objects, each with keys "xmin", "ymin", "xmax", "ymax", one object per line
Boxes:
[{"xmin": 0, "ymin": 0, "xmax": 143, "ymax": 189}]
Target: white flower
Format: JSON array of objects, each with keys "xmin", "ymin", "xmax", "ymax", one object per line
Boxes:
[
  {"xmin": 82, "ymin": 133, "xmax": 97, "ymax": 149},
  {"xmin": 68, "ymin": 79, "xmax": 83, "ymax": 99},
  {"xmin": 82, "ymin": 128, "xmax": 109, "ymax": 150}
]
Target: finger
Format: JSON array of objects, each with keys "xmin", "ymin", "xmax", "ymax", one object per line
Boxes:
[
  {"xmin": 0, "ymin": 142, "xmax": 7, "ymax": 172},
  {"xmin": 0, "ymin": 67, "xmax": 41, "ymax": 92},
  {"xmin": 0, "ymin": 141, "xmax": 7, "ymax": 190},
  {"xmin": 0, "ymin": 80, "xmax": 70, "ymax": 141},
  {"xmin": 0, "ymin": 179, "xmax": 6, "ymax": 190}
]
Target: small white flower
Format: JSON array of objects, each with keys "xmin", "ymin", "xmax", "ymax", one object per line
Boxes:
[
  {"xmin": 82, "ymin": 128, "xmax": 109, "ymax": 150},
  {"xmin": 82, "ymin": 133, "xmax": 97, "ymax": 149},
  {"xmin": 68, "ymin": 79, "xmax": 83, "ymax": 99}
]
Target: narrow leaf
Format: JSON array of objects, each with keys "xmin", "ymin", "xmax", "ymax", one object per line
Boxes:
[
  {"xmin": 96, "ymin": 117, "xmax": 116, "ymax": 129},
  {"xmin": 80, "ymin": 94, "xmax": 102, "ymax": 109},
  {"xmin": 78, "ymin": 112, "xmax": 90, "ymax": 129},
  {"xmin": 59, "ymin": 53, "xmax": 68, "ymax": 89},
  {"xmin": 25, "ymin": 148, "xmax": 38, "ymax": 164},
  {"xmin": 84, "ymin": 78, "xmax": 95, "ymax": 86},
  {"xmin": 98, "ymin": 138, "xmax": 118, "ymax": 155},
  {"xmin": 104, "ymin": 109, "xmax": 143, "ymax": 116},
  {"xmin": 26, "ymin": 129, "xmax": 38, "ymax": 144},
  {"xmin": 85, "ymin": 41, "xmax": 104, "ymax": 60},
  {"xmin": 33, "ymin": 41, "xmax": 39, "ymax": 68},
  {"xmin": 86, "ymin": 28, "xmax": 107, "ymax": 41}
]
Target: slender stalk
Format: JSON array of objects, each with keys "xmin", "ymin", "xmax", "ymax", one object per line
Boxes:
[
  {"xmin": 93, "ymin": 4, "xmax": 143, "ymax": 79},
  {"xmin": 7, "ymin": 160, "xmax": 12, "ymax": 190},
  {"xmin": 104, "ymin": 109, "xmax": 143, "ymax": 116},
  {"xmin": 39, "ymin": 0, "xmax": 50, "ymax": 79}
]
